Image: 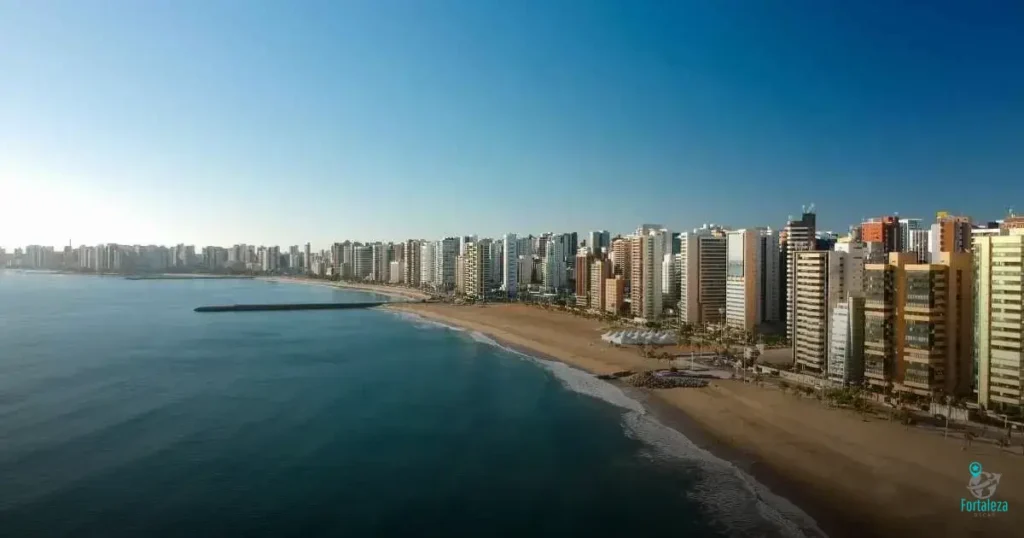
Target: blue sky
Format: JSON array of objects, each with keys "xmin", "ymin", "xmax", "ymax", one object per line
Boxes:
[{"xmin": 2, "ymin": 1, "xmax": 1022, "ymax": 249}]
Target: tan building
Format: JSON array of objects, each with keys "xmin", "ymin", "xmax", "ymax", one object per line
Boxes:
[
  {"xmin": 612, "ymin": 238, "xmax": 631, "ymax": 280},
  {"xmin": 575, "ymin": 249, "xmax": 593, "ymax": 307},
  {"xmin": 605, "ymin": 276, "xmax": 626, "ymax": 315},
  {"xmin": 863, "ymin": 251, "xmax": 972, "ymax": 397},
  {"xmin": 629, "ymin": 230, "xmax": 667, "ymax": 321},
  {"xmin": 463, "ymin": 242, "xmax": 490, "ymax": 299},
  {"xmin": 455, "ymin": 255, "xmax": 467, "ymax": 295},
  {"xmin": 974, "ymin": 229, "xmax": 1024, "ymax": 412},
  {"xmin": 589, "ymin": 258, "xmax": 612, "ymax": 312},
  {"xmin": 725, "ymin": 229, "xmax": 761, "ymax": 331}
]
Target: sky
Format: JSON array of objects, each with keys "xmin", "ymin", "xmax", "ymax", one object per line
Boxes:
[{"xmin": 2, "ymin": 1, "xmax": 1023, "ymax": 250}]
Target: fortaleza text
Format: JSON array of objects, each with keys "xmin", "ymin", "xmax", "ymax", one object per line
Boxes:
[{"xmin": 960, "ymin": 499, "xmax": 1009, "ymax": 512}]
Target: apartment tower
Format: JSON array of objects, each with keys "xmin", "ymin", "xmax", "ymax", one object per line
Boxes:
[
  {"xmin": 679, "ymin": 227, "xmax": 727, "ymax": 325},
  {"xmin": 575, "ymin": 247, "xmax": 593, "ymax": 307},
  {"xmin": 502, "ymin": 233, "xmax": 519, "ymax": 298},
  {"xmin": 863, "ymin": 252, "xmax": 972, "ymax": 397},
  {"xmin": 784, "ymin": 210, "xmax": 817, "ymax": 341},
  {"xmin": 589, "ymin": 258, "xmax": 613, "ymax": 312},
  {"xmin": 973, "ymin": 228, "xmax": 1024, "ymax": 412}
]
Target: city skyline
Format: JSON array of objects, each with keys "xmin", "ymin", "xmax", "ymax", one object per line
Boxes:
[{"xmin": 3, "ymin": 2, "xmax": 1023, "ymax": 247}]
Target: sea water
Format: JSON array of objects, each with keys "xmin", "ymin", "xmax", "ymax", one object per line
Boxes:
[{"xmin": 0, "ymin": 272, "xmax": 824, "ymax": 537}]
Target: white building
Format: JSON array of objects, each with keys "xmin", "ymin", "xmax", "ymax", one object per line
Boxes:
[
  {"xmin": 420, "ymin": 241, "xmax": 436, "ymax": 287},
  {"xmin": 828, "ymin": 297, "xmax": 865, "ymax": 385},
  {"xmin": 502, "ymin": 233, "xmax": 518, "ymax": 297},
  {"xmin": 389, "ymin": 260, "xmax": 403, "ymax": 284},
  {"xmin": 261, "ymin": 246, "xmax": 280, "ymax": 272},
  {"xmin": 661, "ymin": 253, "xmax": 675, "ymax": 308}
]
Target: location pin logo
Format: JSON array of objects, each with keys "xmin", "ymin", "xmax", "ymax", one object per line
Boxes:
[{"xmin": 969, "ymin": 461, "xmax": 982, "ymax": 478}]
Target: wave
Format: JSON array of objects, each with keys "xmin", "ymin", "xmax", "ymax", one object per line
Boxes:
[{"xmin": 394, "ymin": 311, "xmax": 827, "ymax": 538}]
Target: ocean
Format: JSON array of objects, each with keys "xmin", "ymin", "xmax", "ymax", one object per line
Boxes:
[{"xmin": 0, "ymin": 272, "xmax": 824, "ymax": 537}]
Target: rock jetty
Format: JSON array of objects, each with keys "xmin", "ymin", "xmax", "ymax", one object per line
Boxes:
[{"xmin": 622, "ymin": 371, "xmax": 709, "ymax": 389}]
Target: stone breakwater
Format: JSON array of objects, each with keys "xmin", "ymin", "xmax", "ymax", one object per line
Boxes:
[{"xmin": 621, "ymin": 371, "xmax": 710, "ymax": 389}]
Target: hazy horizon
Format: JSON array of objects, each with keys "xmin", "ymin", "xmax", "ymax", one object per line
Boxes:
[{"xmin": 3, "ymin": 1, "xmax": 1022, "ymax": 249}]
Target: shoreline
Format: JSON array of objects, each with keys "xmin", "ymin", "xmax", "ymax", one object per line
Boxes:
[
  {"xmin": 258, "ymin": 276, "xmax": 432, "ymax": 301},
  {"xmin": 385, "ymin": 304, "xmax": 842, "ymax": 538},
  {"xmin": 386, "ymin": 303, "xmax": 1022, "ymax": 538}
]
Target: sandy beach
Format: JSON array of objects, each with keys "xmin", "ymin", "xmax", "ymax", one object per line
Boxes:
[
  {"xmin": 260, "ymin": 277, "xmax": 432, "ymax": 301},
  {"xmin": 387, "ymin": 302, "xmax": 1022, "ymax": 538}
]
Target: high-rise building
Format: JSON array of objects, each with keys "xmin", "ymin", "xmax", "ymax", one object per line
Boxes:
[
  {"xmin": 502, "ymin": 234, "xmax": 518, "ymax": 297},
  {"xmin": 662, "ymin": 253, "xmax": 678, "ymax": 311},
  {"xmin": 725, "ymin": 229, "xmax": 762, "ymax": 331},
  {"xmin": 542, "ymin": 237, "xmax": 566, "ymax": 292},
  {"xmin": 487, "ymin": 240, "xmax": 503, "ymax": 285},
  {"xmin": 974, "ymin": 229, "xmax": 1024, "ymax": 412},
  {"xmin": 353, "ymin": 245, "xmax": 372, "ymax": 279},
  {"xmin": 261, "ymin": 246, "xmax": 280, "ymax": 273},
  {"xmin": 389, "ymin": 260, "xmax": 403, "ymax": 284},
  {"xmin": 420, "ymin": 241, "xmax": 436, "ymax": 286},
  {"xmin": 588, "ymin": 230, "xmax": 611, "ymax": 258},
  {"xmin": 863, "ymin": 251, "xmax": 973, "ymax": 397},
  {"xmin": 760, "ymin": 229, "xmax": 782, "ymax": 323},
  {"xmin": 575, "ymin": 247, "xmax": 593, "ymax": 307},
  {"xmin": 928, "ymin": 212, "xmax": 973, "ymax": 262},
  {"xmin": 371, "ymin": 243, "xmax": 388, "ymax": 282},
  {"xmin": 828, "ymin": 297, "xmax": 866, "ymax": 386},
  {"xmin": 791, "ymin": 248, "xmax": 864, "ymax": 375},
  {"xmin": 860, "ymin": 216, "xmax": 902, "ymax": 262},
  {"xmin": 455, "ymin": 255, "xmax": 466, "ymax": 294},
  {"xmin": 404, "ymin": 240, "xmax": 422, "ymax": 287},
  {"xmin": 629, "ymin": 228, "xmax": 667, "ymax": 321},
  {"xmin": 605, "ymin": 276, "xmax": 626, "ymax": 315},
  {"xmin": 679, "ymin": 227, "xmax": 727, "ymax": 325},
  {"xmin": 784, "ymin": 210, "xmax": 817, "ymax": 340},
  {"xmin": 517, "ymin": 255, "xmax": 534, "ymax": 288},
  {"xmin": 516, "ymin": 236, "xmax": 533, "ymax": 259},
  {"xmin": 304, "ymin": 243, "xmax": 312, "ymax": 274},
  {"xmin": 464, "ymin": 242, "xmax": 491, "ymax": 299},
  {"xmin": 589, "ymin": 258, "xmax": 612, "ymax": 312},
  {"xmin": 611, "ymin": 238, "xmax": 631, "ymax": 280},
  {"xmin": 434, "ymin": 237, "xmax": 459, "ymax": 290}
]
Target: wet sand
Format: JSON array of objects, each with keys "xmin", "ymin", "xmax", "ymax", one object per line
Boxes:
[{"xmin": 387, "ymin": 302, "xmax": 1023, "ymax": 538}]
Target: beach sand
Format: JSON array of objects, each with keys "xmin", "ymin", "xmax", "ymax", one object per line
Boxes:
[
  {"xmin": 387, "ymin": 302, "xmax": 1022, "ymax": 538},
  {"xmin": 260, "ymin": 277, "xmax": 432, "ymax": 301}
]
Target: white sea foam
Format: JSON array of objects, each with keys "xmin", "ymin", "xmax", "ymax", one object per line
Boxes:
[{"xmin": 392, "ymin": 311, "xmax": 827, "ymax": 537}]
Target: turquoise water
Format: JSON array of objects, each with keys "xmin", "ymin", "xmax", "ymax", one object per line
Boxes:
[{"xmin": 0, "ymin": 272, "xmax": 823, "ymax": 537}]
